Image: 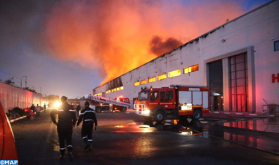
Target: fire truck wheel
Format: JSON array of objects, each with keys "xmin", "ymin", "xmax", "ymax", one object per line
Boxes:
[
  {"xmin": 155, "ymin": 111, "xmax": 165, "ymax": 122},
  {"xmin": 96, "ymin": 107, "xmax": 102, "ymax": 113},
  {"xmin": 191, "ymin": 109, "xmax": 201, "ymax": 120},
  {"xmin": 154, "ymin": 122, "xmax": 164, "ymax": 130},
  {"xmin": 121, "ymin": 107, "xmax": 127, "ymax": 112}
]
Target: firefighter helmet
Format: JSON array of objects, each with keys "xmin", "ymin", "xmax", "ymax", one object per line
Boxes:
[
  {"xmin": 61, "ymin": 96, "xmax": 67, "ymax": 102},
  {"xmin": 85, "ymin": 101, "xmax": 90, "ymax": 107}
]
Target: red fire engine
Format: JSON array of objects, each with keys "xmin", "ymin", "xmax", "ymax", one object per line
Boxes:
[
  {"xmin": 134, "ymin": 85, "xmax": 209, "ymax": 122},
  {"xmin": 86, "ymin": 95, "xmax": 131, "ymax": 113}
]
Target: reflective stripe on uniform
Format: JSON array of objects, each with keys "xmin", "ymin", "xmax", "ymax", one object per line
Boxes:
[
  {"xmin": 84, "ymin": 119, "xmax": 93, "ymax": 121},
  {"xmin": 88, "ymin": 139, "xmax": 92, "ymax": 142},
  {"xmin": 60, "ymin": 148, "xmax": 65, "ymax": 150},
  {"xmin": 83, "ymin": 136, "xmax": 87, "ymax": 139},
  {"xmin": 58, "ymin": 109, "xmax": 75, "ymax": 112},
  {"xmin": 83, "ymin": 110, "xmax": 95, "ymax": 114},
  {"xmin": 67, "ymin": 145, "xmax": 72, "ymax": 148}
]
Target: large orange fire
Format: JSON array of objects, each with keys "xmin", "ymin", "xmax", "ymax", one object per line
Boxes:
[{"xmin": 44, "ymin": 0, "xmax": 243, "ymax": 85}]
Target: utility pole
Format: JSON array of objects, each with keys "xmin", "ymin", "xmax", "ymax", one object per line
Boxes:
[{"xmin": 22, "ymin": 76, "xmax": 27, "ymax": 88}]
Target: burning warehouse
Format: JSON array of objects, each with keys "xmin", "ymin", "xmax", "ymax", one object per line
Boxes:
[{"xmin": 93, "ymin": 1, "xmax": 279, "ymax": 114}]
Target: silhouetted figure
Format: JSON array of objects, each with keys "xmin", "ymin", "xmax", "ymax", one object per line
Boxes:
[
  {"xmin": 50, "ymin": 96, "xmax": 77, "ymax": 161},
  {"xmin": 77, "ymin": 101, "xmax": 97, "ymax": 151}
]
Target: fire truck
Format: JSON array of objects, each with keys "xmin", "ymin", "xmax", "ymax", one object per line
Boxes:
[
  {"xmin": 134, "ymin": 85, "xmax": 209, "ymax": 122},
  {"xmin": 86, "ymin": 95, "xmax": 131, "ymax": 113}
]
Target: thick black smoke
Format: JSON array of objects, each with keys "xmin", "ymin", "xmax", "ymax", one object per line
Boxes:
[{"xmin": 149, "ymin": 36, "xmax": 183, "ymax": 56}]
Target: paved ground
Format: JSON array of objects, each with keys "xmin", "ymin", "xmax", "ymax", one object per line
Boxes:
[{"xmin": 11, "ymin": 109, "xmax": 279, "ymax": 165}]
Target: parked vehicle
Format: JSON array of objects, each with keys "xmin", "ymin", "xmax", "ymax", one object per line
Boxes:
[
  {"xmin": 24, "ymin": 108, "xmax": 35, "ymax": 120},
  {"xmin": 134, "ymin": 85, "xmax": 209, "ymax": 122}
]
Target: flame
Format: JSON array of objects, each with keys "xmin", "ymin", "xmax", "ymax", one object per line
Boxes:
[{"xmin": 43, "ymin": 0, "xmax": 243, "ymax": 85}]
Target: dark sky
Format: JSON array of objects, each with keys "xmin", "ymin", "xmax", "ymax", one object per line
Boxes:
[{"xmin": 0, "ymin": 0, "xmax": 272, "ymax": 98}]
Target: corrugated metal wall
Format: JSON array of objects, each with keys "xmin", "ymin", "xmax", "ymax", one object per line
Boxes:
[{"xmin": 0, "ymin": 81, "xmax": 43, "ymax": 113}]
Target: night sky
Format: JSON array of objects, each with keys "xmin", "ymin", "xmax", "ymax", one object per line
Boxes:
[{"xmin": 0, "ymin": 0, "xmax": 272, "ymax": 98}]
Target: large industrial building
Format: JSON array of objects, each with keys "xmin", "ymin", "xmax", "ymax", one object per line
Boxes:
[{"xmin": 93, "ymin": 1, "xmax": 279, "ymax": 114}]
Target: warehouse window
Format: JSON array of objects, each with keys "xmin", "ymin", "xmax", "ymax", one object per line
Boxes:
[
  {"xmin": 94, "ymin": 93, "xmax": 102, "ymax": 96},
  {"xmin": 157, "ymin": 73, "xmax": 167, "ymax": 81},
  {"xmin": 140, "ymin": 79, "xmax": 147, "ymax": 85},
  {"xmin": 168, "ymin": 69, "xmax": 181, "ymax": 78},
  {"xmin": 134, "ymin": 82, "xmax": 139, "ymax": 86},
  {"xmin": 106, "ymin": 86, "xmax": 123, "ymax": 93},
  {"xmin": 184, "ymin": 64, "xmax": 199, "ymax": 74},
  {"xmin": 148, "ymin": 77, "xmax": 156, "ymax": 83},
  {"xmin": 275, "ymin": 41, "xmax": 279, "ymax": 51}
]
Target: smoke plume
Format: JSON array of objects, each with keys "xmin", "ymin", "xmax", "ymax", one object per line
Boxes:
[
  {"xmin": 42, "ymin": 0, "xmax": 244, "ymax": 84},
  {"xmin": 149, "ymin": 36, "xmax": 183, "ymax": 56}
]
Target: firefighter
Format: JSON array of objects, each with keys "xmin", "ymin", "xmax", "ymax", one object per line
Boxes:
[
  {"xmin": 77, "ymin": 101, "xmax": 97, "ymax": 150},
  {"xmin": 50, "ymin": 96, "xmax": 77, "ymax": 161}
]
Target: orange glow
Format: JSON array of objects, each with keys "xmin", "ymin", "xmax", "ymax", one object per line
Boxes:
[
  {"xmin": 168, "ymin": 69, "xmax": 181, "ymax": 78},
  {"xmin": 140, "ymin": 79, "xmax": 147, "ymax": 85},
  {"xmin": 157, "ymin": 73, "xmax": 167, "ymax": 81},
  {"xmin": 44, "ymin": 1, "xmax": 244, "ymax": 85},
  {"xmin": 184, "ymin": 64, "xmax": 199, "ymax": 74},
  {"xmin": 134, "ymin": 82, "xmax": 139, "ymax": 86},
  {"xmin": 148, "ymin": 77, "xmax": 156, "ymax": 83},
  {"xmin": 94, "ymin": 93, "xmax": 102, "ymax": 96}
]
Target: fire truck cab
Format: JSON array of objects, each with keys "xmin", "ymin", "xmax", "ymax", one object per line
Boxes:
[{"xmin": 135, "ymin": 85, "xmax": 209, "ymax": 122}]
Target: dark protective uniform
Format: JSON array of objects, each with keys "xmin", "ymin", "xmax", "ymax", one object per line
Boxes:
[
  {"xmin": 77, "ymin": 105, "xmax": 97, "ymax": 149},
  {"xmin": 30, "ymin": 104, "xmax": 35, "ymax": 113},
  {"xmin": 50, "ymin": 102, "xmax": 77, "ymax": 156}
]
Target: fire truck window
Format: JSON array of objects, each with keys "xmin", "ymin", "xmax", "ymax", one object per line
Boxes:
[
  {"xmin": 138, "ymin": 91, "xmax": 150, "ymax": 100},
  {"xmin": 160, "ymin": 92, "xmax": 165, "ymax": 101},
  {"xmin": 150, "ymin": 91, "xmax": 159, "ymax": 101},
  {"xmin": 165, "ymin": 91, "xmax": 173, "ymax": 101}
]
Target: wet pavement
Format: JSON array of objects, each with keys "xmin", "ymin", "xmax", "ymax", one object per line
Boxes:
[
  {"xmin": 221, "ymin": 118, "xmax": 279, "ymax": 133},
  {"xmin": 10, "ymin": 109, "xmax": 279, "ymax": 165},
  {"xmin": 203, "ymin": 117, "xmax": 279, "ymax": 156}
]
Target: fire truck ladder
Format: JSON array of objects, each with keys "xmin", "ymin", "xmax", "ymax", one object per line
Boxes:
[{"xmin": 86, "ymin": 95, "xmax": 131, "ymax": 107}]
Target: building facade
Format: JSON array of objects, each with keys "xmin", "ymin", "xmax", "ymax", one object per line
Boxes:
[{"xmin": 93, "ymin": 1, "xmax": 279, "ymax": 113}]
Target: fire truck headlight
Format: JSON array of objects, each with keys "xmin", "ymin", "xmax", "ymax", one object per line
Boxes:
[
  {"xmin": 181, "ymin": 131, "xmax": 192, "ymax": 135},
  {"xmin": 54, "ymin": 102, "xmax": 61, "ymax": 108},
  {"xmin": 142, "ymin": 109, "xmax": 150, "ymax": 116},
  {"xmin": 181, "ymin": 103, "xmax": 192, "ymax": 110}
]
